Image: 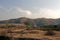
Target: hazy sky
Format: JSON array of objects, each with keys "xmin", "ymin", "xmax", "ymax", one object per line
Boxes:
[{"xmin": 0, "ymin": 0, "xmax": 60, "ymax": 20}]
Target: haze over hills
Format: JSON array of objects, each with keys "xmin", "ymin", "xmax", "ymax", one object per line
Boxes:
[{"xmin": 0, "ymin": 17, "xmax": 60, "ymax": 26}]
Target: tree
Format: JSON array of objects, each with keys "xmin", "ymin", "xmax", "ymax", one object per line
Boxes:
[
  {"xmin": 45, "ymin": 30, "xmax": 55, "ymax": 36},
  {"xmin": 53, "ymin": 25, "xmax": 57, "ymax": 30},
  {"xmin": 24, "ymin": 22, "xmax": 31, "ymax": 30},
  {"xmin": 19, "ymin": 22, "xmax": 31, "ymax": 37},
  {"xmin": 24, "ymin": 22, "xmax": 30, "ymax": 26},
  {"xmin": 45, "ymin": 25, "xmax": 56, "ymax": 36}
]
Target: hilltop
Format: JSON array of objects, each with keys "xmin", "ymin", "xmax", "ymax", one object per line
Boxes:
[{"xmin": 0, "ymin": 17, "xmax": 60, "ymax": 26}]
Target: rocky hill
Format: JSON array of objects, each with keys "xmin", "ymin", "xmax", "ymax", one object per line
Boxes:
[{"xmin": 0, "ymin": 17, "xmax": 60, "ymax": 26}]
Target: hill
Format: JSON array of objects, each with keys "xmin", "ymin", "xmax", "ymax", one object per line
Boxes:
[{"xmin": 0, "ymin": 17, "xmax": 60, "ymax": 27}]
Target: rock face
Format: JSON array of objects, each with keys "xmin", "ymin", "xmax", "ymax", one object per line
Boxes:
[{"xmin": 0, "ymin": 17, "xmax": 60, "ymax": 26}]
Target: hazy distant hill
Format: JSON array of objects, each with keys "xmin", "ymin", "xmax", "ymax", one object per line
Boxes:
[{"xmin": 0, "ymin": 17, "xmax": 60, "ymax": 26}]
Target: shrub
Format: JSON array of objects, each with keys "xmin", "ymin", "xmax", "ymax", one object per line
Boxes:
[{"xmin": 45, "ymin": 30, "xmax": 55, "ymax": 36}]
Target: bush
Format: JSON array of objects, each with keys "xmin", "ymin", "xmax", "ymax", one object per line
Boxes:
[{"xmin": 45, "ymin": 31, "xmax": 55, "ymax": 36}]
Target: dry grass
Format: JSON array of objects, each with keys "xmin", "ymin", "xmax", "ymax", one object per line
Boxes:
[{"xmin": 0, "ymin": 24, "xmax": 60, "ymax": 40}]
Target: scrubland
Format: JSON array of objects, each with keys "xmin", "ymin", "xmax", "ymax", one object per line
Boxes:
[{"xmin": 0, "ymin": 24, "xmax": 60, "ymax": 40}]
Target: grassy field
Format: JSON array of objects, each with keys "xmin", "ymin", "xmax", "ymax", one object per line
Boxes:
[{"xmin": 0, "ymin": 24, "xmax": 60, "ymax": 40}]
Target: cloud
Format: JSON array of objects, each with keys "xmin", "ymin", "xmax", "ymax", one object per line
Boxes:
[
  {"xmin": 16, "ymin": 8, "xmax": 32, "ymax": 16},
  {"xmin": 6, "ymin": 7, "xmax": 60, "ymax": 19},
  {"xmin": 40, "ymin": 8, "xmax": 60, "ymax": 18},
  {"xmin": 32, "ymin": 8, "xmax": 60, "ymax": 19},
  {"xmin": 2, "ymin": 7, "xmax": 33, "ymax": 19},
  {"xmin": 0, "ymin": 7, "xmax": 60, "ymax": 20}
]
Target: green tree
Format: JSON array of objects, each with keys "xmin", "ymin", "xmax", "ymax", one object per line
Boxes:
[
  {"xmin": 19, "ymin": 22, "xmax": 31, "ymax": 37},
  {"xmin": 24, "ymin": 22, "xmax": 31, "ymax": 30},
  {"xmin": 24, "ymin": 22, "xmax": 30, "ymax": 26}
]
